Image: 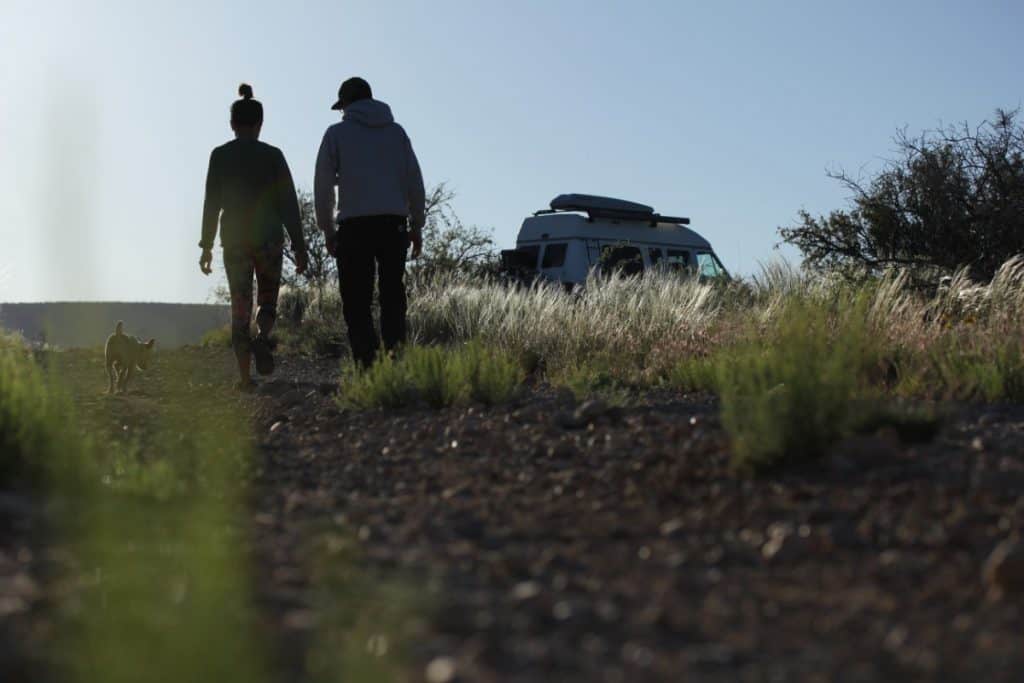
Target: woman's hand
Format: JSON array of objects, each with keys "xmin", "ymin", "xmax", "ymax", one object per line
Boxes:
[{"xmin": 199, "ymin": 248, "xmax": 213, "ymax": 275}]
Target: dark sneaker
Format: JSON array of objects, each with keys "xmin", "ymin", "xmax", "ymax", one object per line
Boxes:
[{"xmin": 252, "ymin": 334, "xmax": 275, "ymax": 376}]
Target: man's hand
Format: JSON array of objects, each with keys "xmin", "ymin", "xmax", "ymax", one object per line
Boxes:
[
  {"xmin": 325, "ymin": 230, "xmax": 338, "ymax": 258},
  {"xmin": 409, "ymin": 229, "xmax": 423, "ymax": 260},
  {"xmin": 294, "ymin": 249, "xmax": 309, "ymax": 276},
  {"xmin": 199, "ymin": 248, "xmax": 213, "ymax": 275}
]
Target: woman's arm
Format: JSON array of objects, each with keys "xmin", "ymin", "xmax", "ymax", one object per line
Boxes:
[{"xmin": 199, "ymin": 149, "xmax": 221, "ymax": 250}]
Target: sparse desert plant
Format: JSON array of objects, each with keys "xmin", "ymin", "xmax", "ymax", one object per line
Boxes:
[
  {"xmin": 404, "ymin": 345, "xmax": 461, "ymax": 408},
  {"xmin": 201, "ymin": 324, "xmax": 233, "ymax": 348},
  {"xmin": 715, "ymin": 293, "xmax": 881, "ymax": 472},
  {"xmin": 338, "ymin": 342, "xmax": 522, "ymax": 410},
  {"xmin": 340, "ymin": 353, "xmax": 413, "ymax": 410},
  {"xmin": 452, "ymin": 341, "xmax": 523, "ymax": 405},
  {"xmin": 0, "ymin": 341, "xmax": 98, "ymax": 487},
  {"xmin": 666, "ymin": 355, "xmax": 719, "ymax": 394}
]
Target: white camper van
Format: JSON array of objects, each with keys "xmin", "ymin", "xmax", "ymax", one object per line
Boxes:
[{"xmin": 501, "ymin": 194, "xmax": 728, "ymax": 286}]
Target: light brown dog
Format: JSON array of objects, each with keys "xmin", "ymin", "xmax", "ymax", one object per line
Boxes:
[{"xmin": 104, "ymin": 321, "xmax": 155, "ymax": 394}]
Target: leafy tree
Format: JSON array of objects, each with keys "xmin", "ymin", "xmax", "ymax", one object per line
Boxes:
[
  {"xmin": 283, "ymin": 189, "xmax": 336, "ymax": 293},
  {"xmin": 413, "ymin": 183, "xmax": 498, "ymax": 278},
  {"xmin": 780, "ymin": 109, "xmax": 1024, "ymax": 280}
]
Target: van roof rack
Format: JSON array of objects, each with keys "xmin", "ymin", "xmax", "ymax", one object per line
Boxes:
[{"xmin": 536, "ymin": 193, "xmax": 690, "ymax": 226}]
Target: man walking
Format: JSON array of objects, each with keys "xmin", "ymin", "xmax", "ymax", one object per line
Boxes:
[{"xmin": 314, "ymin": 77, "xmax": 425, "ymax": 367}]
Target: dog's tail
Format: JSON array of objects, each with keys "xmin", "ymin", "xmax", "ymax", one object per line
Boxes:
[{"xmin": 114, "ymin": 321, "xmax": 124, "ymax": 336}]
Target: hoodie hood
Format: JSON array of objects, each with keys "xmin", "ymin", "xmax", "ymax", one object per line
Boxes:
[{"xmin": 342, "ymin": 99, "xmax": 395, "ymax": 128}]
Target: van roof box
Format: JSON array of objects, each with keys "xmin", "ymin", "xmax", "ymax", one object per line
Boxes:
[{"xmin": 542, "ymin": 193, "xmax": 690, "ymax": 226}]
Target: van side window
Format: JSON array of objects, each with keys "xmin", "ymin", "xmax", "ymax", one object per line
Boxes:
[
  {"xmin": 666, "ymin": 250, "xmax": 690, "ymax": 271},
  {"xmin": 541, "ymin": 243, "xmax": 568, "ymax": 268},
  {"xmin": 600, "ymin": 245, "xmax": 644, "ymax": 276}
]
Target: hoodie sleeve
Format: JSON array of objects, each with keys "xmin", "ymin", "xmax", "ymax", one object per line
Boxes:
[
  {"xmin": 405, "ymin": 133, "xmax": 426, "ymax": 231},
  {"xmin": 199, "ymin": 149, "xmax": 221, "ymax": 249},
  {"xmin": 275, "ymin": 150, "xmax": 305, "ymax": 251},
  {"xmin": 314, "ymin": 129, "xmax": 338, "ymax": 235}
]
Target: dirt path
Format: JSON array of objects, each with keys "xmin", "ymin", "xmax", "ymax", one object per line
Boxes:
[
  {"xmin": 250, "ymin": 355, "xmax": 1024, "ymax": 682},
  {"xmin": 4, "ymin": 348, "xmax": 1024, "ymax": 681}
]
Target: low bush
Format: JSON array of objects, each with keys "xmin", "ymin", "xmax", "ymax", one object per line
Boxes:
[
  {"xmin": 0, "ymin": 343, "xmax": 86, "ymax": 487},
  {"xmin": 665, "ymin": 355, "xmax": 719, "ymax": 394},
  {"xmin": 715, "ymin": 294, "xmax": 881, "ymax": 473},
  {"xmin": 454, "ymin": 341, "xmax": 525, "ymax": 405},
  {"xmin": 201, "ymin": 324, "xmax": 232, "ymax": 348},
  {"xmin": 339, "ymin": 343, "xmax": 522, "ymax": 410},
  {"xmin": 924, "ymin": 339, "xmax": 1024, "ymax": 403}
]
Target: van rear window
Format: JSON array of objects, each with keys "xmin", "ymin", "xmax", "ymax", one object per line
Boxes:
[
  {"xmin": 503, "ymin": 246, "xmax": 539, "ymax": 271},
  {"xmin": 541, "ymin": 243, "xmax": 568, "ymax": 268}
]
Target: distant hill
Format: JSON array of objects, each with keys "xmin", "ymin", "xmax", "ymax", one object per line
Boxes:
[{"xmin": 0, "ymin": 302, "xmax": 229, "ymax": 349}]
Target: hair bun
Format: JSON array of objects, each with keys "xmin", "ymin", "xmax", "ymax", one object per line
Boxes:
[{"xmin": 238, "ymin": 83, "xmax": 254, "ymax": 100}]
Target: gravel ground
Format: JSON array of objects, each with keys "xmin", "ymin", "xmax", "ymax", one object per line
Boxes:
[
  {"xmin": 3, "ymin": 348, "xmax": 1024, "ymax": 682},
  {"xmin": 250, "ymin": 355, "xmax": 1024, "ymax": 683}
]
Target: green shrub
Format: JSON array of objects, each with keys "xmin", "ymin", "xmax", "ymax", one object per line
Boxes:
[
  {"xmin": 666, "ymin": 355, "xmax": 719, "ymax": 393},
  {"xmin": 340, "ymin": 353, "xmax": 413, "ymax": 409},
  {"xmin": 453, "ymin": 341, "xmax": 523, "ymax": 405},
  {"xmin": 0, "ymin": 346, "xmax": 82, "ymax": 486},
  {"xmin": 405, "ymin": 345, "xmax": 460, "ymax": 408},
  {"xmin": 201, "ymin": 324, "xmax": 233, "ymax": 348},
  {"xmin": 716, "ymin": 294, "xmax": 880, "ymax": 473},
  {"xmin": 338, "ymin": 343, "xmax": 522, "ymax": 410},
  {"xmin": 924, "ymin": 339, "xmax": 1024, "ymax": 403}
]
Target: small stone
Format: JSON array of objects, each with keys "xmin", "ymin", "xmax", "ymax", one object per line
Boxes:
[
  {"xmin": 554, "ymin": 411, "xmax": 585, "ymax": 430},
  {"xmin": 512, "ymin": 581, "xmax": 541, "ymax": 600},
  {"xmin": 660, "ymin": 518, "xmax": 685, "ymax": 537},
  {"xmin": 575, "ymin": 399, "xmax": 609, "ymax": 424},
  {"xmin": 762, "ymin": 528, "xmax": 808, "ymax": 563},
  {"xmin": 553, "ymin": 601, "xmax": 573, "ymax": 620},
  {"xmin": 983, "ymin": 538, "xmax": 1024, "ymax": 596},
  {"xmin": 270, "ymin": 421, "xmax": 286, "ymax": 433},
  {"xmin": 425, "ymin": 656, "xmax": 457, "ymax": 683},
  {"xmin": 977, "ymin": 411, "xmax": 1002, "ymax": 428},
  {"xmin": 283, "ymin": 609, "xmax": 317, "ymax": 630}
]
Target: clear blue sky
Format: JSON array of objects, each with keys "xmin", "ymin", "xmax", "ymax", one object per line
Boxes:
[{"xmin": 1, "ymin": 0, "xmax": 1021, "ymax": 302}]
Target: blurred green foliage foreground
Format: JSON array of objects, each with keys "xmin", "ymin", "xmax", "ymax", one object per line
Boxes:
[{"xmin": 0, "ymin": 334, "xmax": 408, "ymax": 682}]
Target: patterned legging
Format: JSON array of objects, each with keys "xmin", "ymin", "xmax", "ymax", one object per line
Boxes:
[{"xmin": 223, "ymin": 242, "xmax": 283, "ymax": 357}]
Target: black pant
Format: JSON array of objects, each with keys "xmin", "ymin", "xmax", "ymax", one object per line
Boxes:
[{"xmin": 337, "ymin": 215, "xmax": 409, "ymax": 367}]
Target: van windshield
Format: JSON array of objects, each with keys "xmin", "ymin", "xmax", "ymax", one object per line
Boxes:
[{"xmin": 696, "ymin": 252, "xmax": 726, "ymax": 278}]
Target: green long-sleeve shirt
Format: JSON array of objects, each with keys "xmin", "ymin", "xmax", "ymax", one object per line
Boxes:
[{"xmin": 200, "ymin": 139, "xmax": 305, "ymax": 251}]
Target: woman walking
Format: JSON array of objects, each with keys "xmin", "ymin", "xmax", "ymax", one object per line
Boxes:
[{"xmin": 199, "ymin": 84, "xmax": 307, "ymax": 390}]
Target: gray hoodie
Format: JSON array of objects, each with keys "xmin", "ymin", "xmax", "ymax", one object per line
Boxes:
[{"xmin": 314, "ymin": 99, "xmax": 426, "ymax": 234}]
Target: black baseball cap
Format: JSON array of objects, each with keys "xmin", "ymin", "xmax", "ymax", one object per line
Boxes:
[{"xmin": 331, "ymin": 77, "xmax": 372, "ymax": 110}]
